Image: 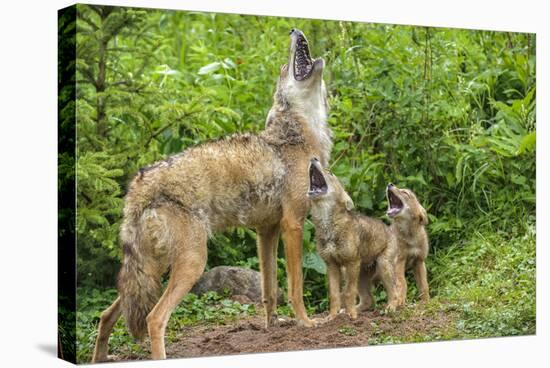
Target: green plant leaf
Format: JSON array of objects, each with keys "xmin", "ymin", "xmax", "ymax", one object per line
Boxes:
[{"xmin": 303, "ymin": 251, "xmax": 326, "ymax": 275}]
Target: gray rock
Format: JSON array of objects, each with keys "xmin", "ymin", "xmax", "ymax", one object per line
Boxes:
[{"xmin": 191, "ymin": 266, "xmax": 283, "ymax": 304}]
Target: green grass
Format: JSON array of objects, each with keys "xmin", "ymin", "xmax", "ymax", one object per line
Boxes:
[
  {"xmin": 338, "ymin": 325, "xmax": 358, "ymax": 336},
  {"xmin": 429, "ymin": 222, "xmax": 536, "ymax": 337}
]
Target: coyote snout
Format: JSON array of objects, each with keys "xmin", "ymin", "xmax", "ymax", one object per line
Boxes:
[
  {"xmin": 386, "ymin": 183, "xmax": 428, "ymax": 225},
  {"xmin": 289, "ymin": 29, "xmax": 325, "ymax": 81}
]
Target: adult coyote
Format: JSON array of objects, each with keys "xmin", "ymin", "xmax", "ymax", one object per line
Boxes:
[{"xmin": 92, "ymin": 29, "xmax": 332, "ymax": 361}]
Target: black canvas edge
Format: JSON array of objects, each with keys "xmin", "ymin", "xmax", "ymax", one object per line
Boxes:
[{"xmin": 58, "ymin": 3, "xmax": 77, "ymax": 364}]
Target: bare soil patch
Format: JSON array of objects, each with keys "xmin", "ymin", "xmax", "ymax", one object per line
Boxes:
[{"xmin": 112, "ymin": 304, "xmax": 455, "ymax": 362}]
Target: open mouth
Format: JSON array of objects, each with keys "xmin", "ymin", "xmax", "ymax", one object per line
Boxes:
[
  {"xmin": 308, "ymin": 161, "xmax": 328, "ymax": 197},
  {"xmin": 292, "ymin": 31, "xmax": 314, "ymax": 81},
  {"xmin": 386, "ymin": 188, "xmax": 404, "ymax": 217}
]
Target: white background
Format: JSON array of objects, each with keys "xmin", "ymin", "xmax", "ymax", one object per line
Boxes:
[{"xmin": 0, "ymin": 0, "xmax": 547, "ymax": 367}]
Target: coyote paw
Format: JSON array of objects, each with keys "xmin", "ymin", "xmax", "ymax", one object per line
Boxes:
[
  {"xmin": 265, "ymin": 313, "xmax": 279, "ymax": 328},
  {"xmin": 383, "ymin": 304, "xmax": 397, "ymax": 314},
  {"xmin": 264, "ymin": 315, "xmax": 298, "ymax": 329},
  {"xmin": 297, "ymin": 317, "xmax": 319, "ymax": 328},
  {"xmin": 92, "ymin": 354, "xmax": 118, "ymax": 363},
  {"xmin": 312, "ymin": 316, "xmax": 330, "ymax": 325},
  {"xmin": 333, "ymin": 308, "xmax": 357, "ymax": 319},
  {"xmin": 318, "ymin": 313, "xmax": 338, "ymax": 324}
]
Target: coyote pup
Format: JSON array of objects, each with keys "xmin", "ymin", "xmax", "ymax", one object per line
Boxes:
[
  {"xmin": 382, "ymin": 183, "xmax": 430, "ymax": 305},
  {"xmin": 358, "ymin": 183, "xmax": 430, "ymax": 310},
  {"xmin": 307, "ymin": 159, "xmax": 399, "ymax": 320}
]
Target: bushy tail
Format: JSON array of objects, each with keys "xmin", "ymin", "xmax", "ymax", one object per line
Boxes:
[{"xmin": 117, "ymin": 217, "xmax": 162, "ymax": 340}]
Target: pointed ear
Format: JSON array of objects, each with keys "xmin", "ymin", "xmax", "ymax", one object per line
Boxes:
[
  {"xmin": 344, "ymin": 193, "xmax": 355, "ymax": 211},
  {"xmin": 418, "ymin": 206, "xmax": 429, "ymax": 225}
]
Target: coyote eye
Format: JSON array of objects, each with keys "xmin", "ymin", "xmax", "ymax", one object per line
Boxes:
[{"xmin": 402, "ymin": 190, "xmax": 411, "ymax": 198}]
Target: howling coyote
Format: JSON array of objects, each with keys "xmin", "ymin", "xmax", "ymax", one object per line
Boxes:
[{"xmin": 93, "ymin": 29, "xmax": 332, "ymax": 361}]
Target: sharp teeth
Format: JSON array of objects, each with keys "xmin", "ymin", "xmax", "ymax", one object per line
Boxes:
[{"xmin": 294, "ymin": 36, "xmax": 313, "ymax": 80}]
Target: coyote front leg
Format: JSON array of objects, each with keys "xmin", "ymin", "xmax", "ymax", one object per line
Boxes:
[
  {"xmin": 257, "ymin": 224, "xmax": 280, "ymax": 328},
  {"xmin": 280, "ymin": 213, "xmax": 314, "ymax": 327},
  {"xmin": 395, "ymin": 258, "xmax": 408, "ymax": 307},
  {"xmin": 326, "ymin": 260, "xmax": 342, "ymax": 320},
  {"xmin": 342, "ymin": 261, "xmax": 361, "ymax": 319}
]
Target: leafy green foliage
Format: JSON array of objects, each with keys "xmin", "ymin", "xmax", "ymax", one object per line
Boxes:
[
  {"xmin": 430, "ymin": 224, "xmax": 536, "ymax": 337},
  {"xmin": 73, "ymin": 4, "xmax": 535, "ymax": 357}
]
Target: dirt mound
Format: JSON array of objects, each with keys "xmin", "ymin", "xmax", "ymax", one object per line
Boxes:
[{"xmin": 113, "ymin": 305, "xmax": 454, "ymax": 362}]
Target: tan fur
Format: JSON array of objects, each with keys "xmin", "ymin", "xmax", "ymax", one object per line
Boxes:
[
  {"xmin": 385, "ymin": 185, "xmax": 430, "ymax": 305},
  {"xmin": 307, "ymin": 160, "xmax": 399, "ymax": 321},
  {"xmin": 92, "ymin": 29, "xmax": 331, "ymax": 362},
  {"xmin": 360, "ymin": 184, "xmax": 429, "ymax": 310}
]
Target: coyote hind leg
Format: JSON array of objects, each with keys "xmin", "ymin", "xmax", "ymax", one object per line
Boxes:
[
  {"xmin": 92, "ymin": 297, "xmax": 122, "ymax": 363},
  {"xmin": 413, "ymin": 259, "xmax": 430, "ymax": 302},
  {"xmin": 146, "ymin": 213, "xmax": 208, "ymax": 360},
  {"xmin": 357, "ymin": 266, "xmax": 375, "ymax": 312}
]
